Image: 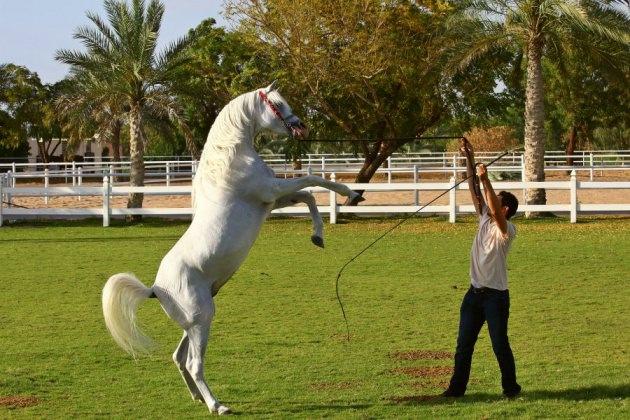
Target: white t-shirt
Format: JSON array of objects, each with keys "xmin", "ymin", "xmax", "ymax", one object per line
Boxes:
[{"xmin": 470, "ymin": 206, "xmax": 516, "ymax": 290}]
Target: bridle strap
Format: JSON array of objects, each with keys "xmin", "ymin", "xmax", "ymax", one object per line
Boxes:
[{"xmin": 258, "ymin": 90, "xmax": 293, "ymax": 133}]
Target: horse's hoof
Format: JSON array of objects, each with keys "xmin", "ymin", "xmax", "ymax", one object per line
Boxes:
[
  {"xmin": 311, "ymin": 235, "xmax": 325, "ymax": 248},
  {"xmin": 349, "ymin": 191, "xmax": 365, "ymax": 203},
  {"xmin": 217, "ymin": 405, "xmax": 232, "ymax": 415}
]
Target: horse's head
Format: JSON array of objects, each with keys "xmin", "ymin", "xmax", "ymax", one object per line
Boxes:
[{"xmin": 256, "ymin": 82, "xmax": 308, "ymax": 140}]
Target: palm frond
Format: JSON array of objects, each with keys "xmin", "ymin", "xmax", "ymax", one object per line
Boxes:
[
  {"xmin": 154, "ymin": 35, "xmax": 192, "ymax": 75},
  {"xmin": 73, "ymin": 26, "xmax": 114, "ymax": 59},
  {"xmin": 552, "ymin": 0, "xmax": 630, "ymax": 44},
  {"xmin": 86, "ymin": 11, "xmax": 121, "ymax": 51},
  {"xmin": 146, "ymin": 0, "xmax": 165, "ymax": 38}
]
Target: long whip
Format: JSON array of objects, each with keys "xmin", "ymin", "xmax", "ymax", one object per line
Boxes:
[{"xmin": 334, "ymin": 146, "xmax": 523, "ymax": 341}]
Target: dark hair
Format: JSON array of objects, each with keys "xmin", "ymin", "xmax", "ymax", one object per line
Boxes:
[{"xmin": 498, "ymin": 191, "xmax": 518, "ymax": 219}]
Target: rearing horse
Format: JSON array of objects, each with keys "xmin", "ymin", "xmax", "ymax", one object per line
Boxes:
[{"xmin": 102, "ymin": 83, "xmax": 362, "ymax": 415}]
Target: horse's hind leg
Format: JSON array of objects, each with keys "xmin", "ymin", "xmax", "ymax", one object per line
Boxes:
[
  {"xmin": 173, "ymin": 332, "xmax": 204, "ymax": 403},
  {"xmin": 186, "ymin": 319, "xmax": 231, "ymax": 415}
]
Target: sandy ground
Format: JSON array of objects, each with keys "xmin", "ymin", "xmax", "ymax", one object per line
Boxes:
[{"xmin": 4, "ymin": 170, "xmax": 628, "ymax": 210}]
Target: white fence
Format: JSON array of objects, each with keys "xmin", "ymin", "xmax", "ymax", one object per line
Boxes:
[
  {"xmin": 2, "ymin": 171, "xmax": 628, "ymax": 227},
  {"xmin": 0, "ymin": 150, "xmax": 628, "ymax": 188}
]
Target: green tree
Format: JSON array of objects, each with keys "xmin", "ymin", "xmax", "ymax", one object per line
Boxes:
[
  {"xmin": 0, "ymin": 63, "xmax": 64, "ymax": 162},
  {"xmin": 0, "ymin": 64, "xmax": 38, "ymax": 150},
  {"xmin": 447, "ymin": 0, "xmax": 630, "ymax": 213},
  {"xmin": 544, "ymin": 53, "xmax": 629, "ymax": 160},
  {"xmin": 165, "ymin": 18, "xmax": 260, "ymax": 159},
  {"xmin": 56, "ymin": 0, "xmax": 191, "ymax": 210}
]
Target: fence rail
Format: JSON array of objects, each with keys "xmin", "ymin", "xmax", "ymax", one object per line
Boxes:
[
  {"xmin": 1, "ymin": 151, "xmax": 629, "ymax": 187},
  {"xmin": 2, "ymin": 171, "xmax": 628, "ymax": 227}
]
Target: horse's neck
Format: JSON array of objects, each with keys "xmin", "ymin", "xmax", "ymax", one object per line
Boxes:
[{"xmin": 197, "ymin": 93, "xmax": 263, "ymax": 185}]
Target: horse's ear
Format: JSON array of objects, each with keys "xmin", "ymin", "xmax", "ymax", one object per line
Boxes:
[{"xmin": 265, "ymin": 80, "xmax": 278, "ymax": 93}]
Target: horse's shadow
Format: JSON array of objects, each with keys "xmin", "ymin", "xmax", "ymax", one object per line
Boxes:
[{"xmin": 387, "ymin": 384, "xmax": 630, "ymax": 406}]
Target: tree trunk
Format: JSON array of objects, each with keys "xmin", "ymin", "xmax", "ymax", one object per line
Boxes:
[
  {"xmin": 127, "ymin": 104, "xmax": 145, "ymax": 219},
  {"xmin": 180, "ymin": 122, "xmax": 200, "ymax": 160},
  {"xmin": 111, "ymin": 120, "xmax": 122, "ymax": 162},
  {"xmin": 343, "ymin": 141, "xmax": 393, "ymax": 205},
  {"xmin": 37, "ymin": 141, "xmax": 48, "ymax": 163},
  {"xmin": 565, "ymin": 125, "xmax": 577, "ymax": 166},
  {"xmin": 523, "ymin": 35, "xmax": 547, "ymax": 217}
]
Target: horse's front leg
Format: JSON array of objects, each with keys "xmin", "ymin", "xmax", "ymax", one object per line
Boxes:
[
  {"xmin": 273, "ymin": 191, "xmax": 325, "ymax": 248},
  {"xmin": 259, "ymin": 175, "xmax": 364, "ymax": 205}
]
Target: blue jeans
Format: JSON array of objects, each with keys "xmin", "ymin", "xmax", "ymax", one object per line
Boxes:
[{"xmin": 447, "ymin": 287, "xmax": 520, "ymax": 395}]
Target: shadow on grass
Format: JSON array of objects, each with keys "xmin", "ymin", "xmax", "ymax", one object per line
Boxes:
[{"xmin": 387, "ymin": 384, "xmax": 630, "ymax": 406}]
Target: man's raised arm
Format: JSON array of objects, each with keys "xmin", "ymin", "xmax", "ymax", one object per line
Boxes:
[
  {"xmin": 477, "ymin": 164, "xmax": 508, "ymax": 234},
  {"xmin": 460, "ymin": 138, "xmax": 485, "ymax": 215}
]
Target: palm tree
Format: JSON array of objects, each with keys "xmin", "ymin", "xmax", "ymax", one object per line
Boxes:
[
  {"xmin": 56, "ymin": 0, "xmax": 191, "ymax": 211},
  {"xmin": 56, "ymin": 72, "xmax": 126, "ymax": 161},
  {"xmin": 447, "ymin": 0, "xmax": 629, "ymax": 215}
]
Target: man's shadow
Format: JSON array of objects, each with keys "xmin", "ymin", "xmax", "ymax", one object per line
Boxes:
[{"xmin": 388, "ymin": 384, "xmax": 630, "ymax": 405}]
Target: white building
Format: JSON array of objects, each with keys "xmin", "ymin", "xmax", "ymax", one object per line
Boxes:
[{"xmin": 27, "ymin": 137, "xmax": 110, "ymax": 162}]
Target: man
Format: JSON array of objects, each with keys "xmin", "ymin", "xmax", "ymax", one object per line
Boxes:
[{"xmin": 442, "ymin": 139, "xmax": 521, "ymax": 398}]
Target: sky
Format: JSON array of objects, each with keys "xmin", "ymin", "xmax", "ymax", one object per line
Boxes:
[{"xmin": 0, "ymin": 0, "xmax": 227, "ymax": 84}]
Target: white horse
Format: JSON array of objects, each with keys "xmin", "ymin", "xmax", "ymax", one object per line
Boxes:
[{"xmin": 102, "ymin": 83, "xmax": 362, "ymax": 415}]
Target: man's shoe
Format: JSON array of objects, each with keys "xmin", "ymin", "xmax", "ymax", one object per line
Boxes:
[
  {"xmin": 503, "ymin": 385, "xmax": 522, "ymax": 399},
  {"xmin": 441, "ymin": 388, "xmax": 465, "ymax": 398}
]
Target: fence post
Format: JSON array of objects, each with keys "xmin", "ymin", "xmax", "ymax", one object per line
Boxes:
[
  {"xmin": 109, "ymin": 164, "xmax": 114, "ymax": 186},
  {"xmin": 102, "ymin": 176, "xmax": 110, "ymax": 227},
  {"xmin": 452, "ymin": 155, "xmax": 458, "ymax": 178},
  {"xmin": 413, "ymin": 164, "xmax": 419, "ymax": 206},
  {"xmin": 570, "ymin": 170, "xmax": 577, "ymax": 223},
  {"xmin": 6, "ymin": 171, "xmax": 12, "ymax": 207},
  {"xmin": 72, "ymin": 162, "xmax": 76, "ymax": 186},
  {"xmin": 321, "ymin": 156, "xmax": 326, "ymax": 178},
  {"xmin": 44, "ymin": 168, "xmax": 49, "ymax": 205},
  {"xmin": 166, "ymin": 162, "xmax": 171, "ymax": 186},
  {"xmin": 589, "ymin": 153, "xmax": 594, "ymax": 181},
  {"xmin": 329, "ymin": 172, "xmax": 337, "ymax": 224},
  {"xmin": 449, "ymin": 175, "xmax": 456, "ymax": 223}
]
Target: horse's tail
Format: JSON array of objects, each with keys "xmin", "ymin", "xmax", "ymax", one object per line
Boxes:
[{"xmin": 102, "ymin": 273, "xmax": 156, "ymax": 357}]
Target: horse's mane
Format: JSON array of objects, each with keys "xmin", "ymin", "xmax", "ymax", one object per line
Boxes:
[{"xmin": 192, "ymin": 91, "xmax": 257, "ymax": 209}]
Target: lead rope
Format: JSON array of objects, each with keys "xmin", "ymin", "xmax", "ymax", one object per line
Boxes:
[{"xmin": 334, "ymin": 146, "xmax": 524, "ymax": 341}]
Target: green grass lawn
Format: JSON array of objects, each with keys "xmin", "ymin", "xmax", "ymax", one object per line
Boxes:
[{"xmin": 0, "ymin": 216, "xmax": 628, "ymax": 418}]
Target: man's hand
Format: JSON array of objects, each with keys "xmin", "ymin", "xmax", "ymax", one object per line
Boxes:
[
  {"xmin": 476, "ymin": 163, "xmax": 488, "ymax": 181},
  {"xmin": 459, "ymin": 138, "xmax": 475, "ymax": 155}
]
